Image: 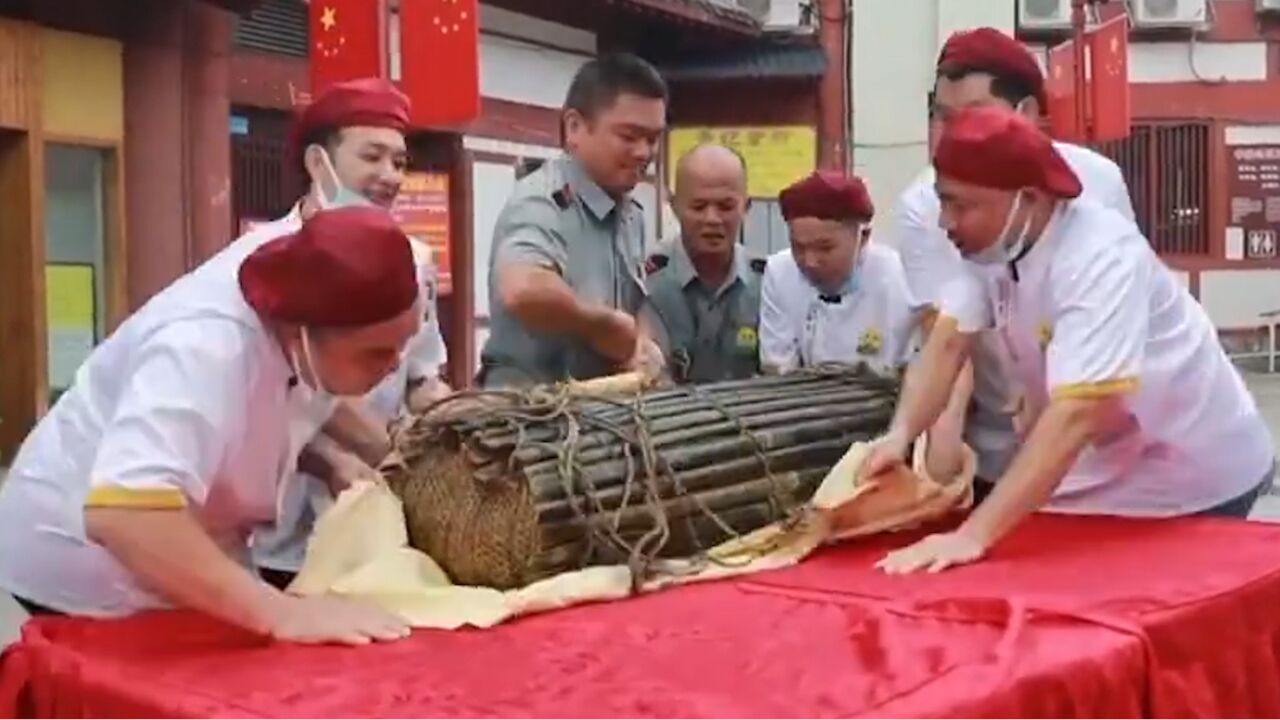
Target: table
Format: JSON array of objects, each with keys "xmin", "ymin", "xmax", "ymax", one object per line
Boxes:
[{"xmin": 4, "ymin": 514, "xmax": 1280, "ymax": 718}]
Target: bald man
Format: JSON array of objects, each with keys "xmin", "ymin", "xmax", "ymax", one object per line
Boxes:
[{"xmin": 641, "ymin": 144, "xmax": 763, "ymax": 383}]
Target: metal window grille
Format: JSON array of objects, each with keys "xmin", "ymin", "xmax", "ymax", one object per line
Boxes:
[
  {"xmin": 1096, "ymin": 122, "xmax": 1210, "ymax": 256},
  {"xmin": 230, "ymin": 109, "xmax": 300, "ymax": 228},
  {"xmin": 232, "ymin": 0, "xmax": 308, "ymax": 57}
]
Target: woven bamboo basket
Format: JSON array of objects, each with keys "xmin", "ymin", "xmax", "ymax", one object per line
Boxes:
[{"xmin": 382, "ymin": 366, "xmax": 901, "ymax": 590}]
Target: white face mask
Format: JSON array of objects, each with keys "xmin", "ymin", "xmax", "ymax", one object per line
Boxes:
[
  {"xmin": 966, "ymin": 191, "xmax": 1034, "ymax": 266},
  {"xmin": 284, "ymin": 327, "xmax": 337, "ymax": 456},
  {"xmin": 312, "ymin": 147, "xmax": 375, "ymax": 210},
  {"xmin": 288, "ymin": 326, "xmax": 365, "ymax": 401}
]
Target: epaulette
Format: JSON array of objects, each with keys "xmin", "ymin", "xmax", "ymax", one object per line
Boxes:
[
  {"xmin": 749, "ymin": 257, "xmax": 768, "ymax": 274},
  {"xmin": 551, "ymin": 183, "xmax": 574, "ymax": 210},
  {"xmin": 644, "ymin": 253, "xmax": 670, "ymax": 276}
]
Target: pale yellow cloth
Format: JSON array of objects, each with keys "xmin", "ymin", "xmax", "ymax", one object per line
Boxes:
[{"xmin": 288, "ymin": 437, "xmax": 974, "ymax": 629}]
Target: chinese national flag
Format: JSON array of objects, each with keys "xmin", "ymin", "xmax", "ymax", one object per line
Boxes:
[
  {"xmin": 1089, "ymin": 14, "xmax": 1130, "ymax": 142},
  {"xmin": 399, "ymin": 0, "xmax": 482, "ymax": 127},
  {"xmin": 1046, "ymin": 41, "xmax": 1084, "ymax": 143},
  {"xmin": 309, "ymin": 0, "xmax": 384, "ymax": 96}
]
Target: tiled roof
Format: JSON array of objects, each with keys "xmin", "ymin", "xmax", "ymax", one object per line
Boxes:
[
  {"xmin": 608, "ymin": 0, "xmax": 763, "ymax": 34},
  {"xmin": 653, "ymin": 39, "xmax": 825, "ymax": 82}
]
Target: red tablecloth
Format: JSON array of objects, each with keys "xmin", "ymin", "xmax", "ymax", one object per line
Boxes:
[{"xmin": 4, "ymin": 514, "xmax": 1280, "ymax": 718}]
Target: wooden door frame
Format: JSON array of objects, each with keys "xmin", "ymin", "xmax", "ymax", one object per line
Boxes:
[{"xmin": 0, "ymin": 21, "xmax": 44, "ymax": 465}]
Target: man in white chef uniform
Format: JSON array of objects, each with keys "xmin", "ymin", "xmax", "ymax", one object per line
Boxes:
[
  {"xmin": 0, "ymin": 207, "xmax": 419, "ymax": 645},
  {"xmin": 892, "ymin": 26, "xmax": 1136, "ymax": 487},
  {"xmin": 760, "ymin": 170, "xmax": 922, "ymax": 374},
  {"xmin": 244, "ymin": 78, "xmax": 450, "ymax": 587},
  {"xmin": 862, "ymin": 106, "xmax": 1275, "ymax": 574}
]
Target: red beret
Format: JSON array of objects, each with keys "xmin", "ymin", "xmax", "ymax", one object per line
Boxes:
[
  {"xmin": 239, "ymin": 206, "xmax": 418, "ymax": 327},
  {"xmin": 778, "ymin": 171, "xmax": 875, "ymax": 222},
  {"xmin": 288, "ymin": 78, "xmax": 411, "ymax": 162},
  {"xmin": 933, "ymin": 106, "xmax": 1082, "ymax": 199},
  {"xmin": 938, "ymin": 27, "xmax": 1047, "ymax": 108}
]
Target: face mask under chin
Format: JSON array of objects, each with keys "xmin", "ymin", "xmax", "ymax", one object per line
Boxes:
[
  {"xmin": 290, "ymin": 326, "xmax": 362, "ymax": 402},
  {"xmin": 966, "ymin": 191, "xmax": 1032, "ymax": 266},
  {"xmin": 312, "ymin": 146, "xmax": 375, "ymax": 210}
]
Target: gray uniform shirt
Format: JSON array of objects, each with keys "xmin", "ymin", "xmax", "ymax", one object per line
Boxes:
[
  {"xmin": 640, "ymin": 239, "xmax": 763, "ymax": 384},
  {"xmin": 480, "ymin": 155, "xmax": 647, "ymax": 388}
]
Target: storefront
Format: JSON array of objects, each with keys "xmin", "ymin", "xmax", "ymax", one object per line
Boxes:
[
  {"xmin": 0, "ymin": 0, "xmax": 240, "ymax": 463},
  {"xmin": 0, "ymin": 21, "xmax": 127, "ymax": 463}
]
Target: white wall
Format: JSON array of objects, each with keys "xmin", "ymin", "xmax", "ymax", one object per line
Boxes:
[
  {"xmin": 470, "ymin": 159, "xmax": 518, "ymax": 321},
  {"xmin": 476, "ymin": 5, "xmax": 594, "ymax": 109},
  {"xmin": 767, "ymin": 0, "xmax": 804, "ymax": 28},
  {"xmin": 1129, "ymin": 41, "xmax": 1268, "ymax": 84},
  {"xmin": 1201, "ymin": 270, "xmax": 1280, "ymax": 329},
  {"xmin": 853, "ymin": 0, "xmax": 1015, "ymax": 247}
]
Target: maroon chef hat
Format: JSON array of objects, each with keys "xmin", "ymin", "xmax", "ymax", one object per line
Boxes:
[
  {"xmin": 933, "ymin": 105, "xmax": 1082, "ymax": 199},
  {"xmin": 938, "ymin": 27, "xmax": 1047, "ymax": 108},
  {"xmin": 778, "ymin": 171, "xmax": 875, "ymax": 223},
  {"xmin": 239, "ymin": 206, "xmax": 418, "ymax": 327},
  {"xmin": 287, "ymin": 77, "xmax": 411, "ymax": 162}
]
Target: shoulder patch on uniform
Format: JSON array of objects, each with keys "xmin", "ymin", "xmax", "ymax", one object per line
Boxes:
[
  {"xmin": 551, "ymin": 183, "xmax": 575, "ymax": 210},
  {"xmin": 749, "ymin": 257, "xmax": 768, "ymax": 274},
  {"xmin": 644, "ymin": 253, "xmax": 670, "ymax": 275}
]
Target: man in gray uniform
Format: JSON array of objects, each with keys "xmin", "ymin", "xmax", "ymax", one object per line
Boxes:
[
  {"xmin": 480, "ymin": 54, "xmax": 668, "ymax": 387},
  {"xmin": 642, "ymin": 144, "xmax": 763, "ymax": 384}
]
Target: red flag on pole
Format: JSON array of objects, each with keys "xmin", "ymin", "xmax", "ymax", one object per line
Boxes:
[
  {"xmin": 1089, "ymin": 13, "xmax": 1130, "ymax": 142},
  {"xmin": 1046, "ymin": 40, "xmax": 1084, "ymax": 143},
  {"xmin": 399, "ymin": 0, "xmax": 482, "ymax": 127},
  {"xmin": 309, "ymin": 0, "xmax": 384, "ymax": 96}
]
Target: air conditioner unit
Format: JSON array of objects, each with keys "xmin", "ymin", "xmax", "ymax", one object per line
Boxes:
[
  {"xmin": 763, "ymin": 0, "xmax": 804, "ymax": 28},
  {"xmin": 1019, "ymin": 0, "xmax": 1072, "ymax": 31},
  {"xmin": 1132, "ymin": 0, "xmax": 1209, "ymax": 28},
  {"xmin": 1259, "ymin": 0, "xmax": 1280, "ymax": 14},
  {"xmin": 735, "ymin": 0, "xmax": 771, "ymax": 21}
]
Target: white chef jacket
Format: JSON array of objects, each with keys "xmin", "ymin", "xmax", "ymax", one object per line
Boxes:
[
  {"xmin": 760, "ymin": 244, "xmax": 923, "ymax": 374},
  {"xmin": 892, "ymin": 141, "xmax": 1135, "ymax": 480},
  {"xmin": 939, "ymin": 199, "xmax": 1272, "ymax": 516},
  {"xmin": 0, "ymin": 225, "xmax": 304, "ymax": 616},
  {"xmin": 249, "ymin": 206, "xmax": 448, "ymax": 573}
]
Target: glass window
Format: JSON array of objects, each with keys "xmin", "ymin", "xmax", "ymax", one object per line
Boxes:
[{"xmin": 44, "ymin": 143, "xmax": 108, "ymax": 400}]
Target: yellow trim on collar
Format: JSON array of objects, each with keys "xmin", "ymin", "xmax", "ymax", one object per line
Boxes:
[
  {"xmin": 1051, "ymin": 377, "xmax": 1139, "ymax": 399},
  {"xmin": 84, "ymin": 486, "xmax": 187, "ymax": 510}
]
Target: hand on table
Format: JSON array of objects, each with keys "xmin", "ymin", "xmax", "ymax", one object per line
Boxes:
[
  {"xmin": 875, "ymin": 530, "xmax": 986, "ymax": 575},
  {"xmin": 268, "ymin": 594, "xmax": 411, "ymax": 646}
]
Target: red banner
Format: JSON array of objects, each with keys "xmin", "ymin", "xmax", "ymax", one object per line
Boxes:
[
  {"xmin": 1089, "ymin": 14, "xmax": 1130, "ymax": 143},
  {"xmin": 309, "ymin": 0, "xmax": 383, "ymax": 96},
  {"xmin": 1046, "ymin": 41, "xmax": 1084, "ymax": 143},
  {"xmin": 399, "ymin": 0, "xmax": 482, "ymax": 127},
  {"xmin": 392, "ymin": 172, "xmax": 452, "ymax": 294},
  {"xmin": 1045, "ymin": 14, "xmax": 1131, "ymax": 143}
]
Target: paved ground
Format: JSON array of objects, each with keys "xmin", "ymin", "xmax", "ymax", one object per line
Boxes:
[
  {"xmin": 1244, "ymin": 371, "xmax": 1280, "ymax": 521},
  {"xmin": 3, "ymin": 372, "xmax": 1280, "ymax": 647}
]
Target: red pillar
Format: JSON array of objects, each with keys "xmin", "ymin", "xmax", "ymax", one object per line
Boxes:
[
  {"xmin": 185, "ymin": 1, "xmax": 234, "ymax": 264},
  {"xmin": 123, "ymin": 0, "xmax": 186, "ymax": 309},
  {"xmin": 123, "ymin": 0, "xmax": 233, "ymax": 310},
  {"xmin": 816, "ymin": 0, "xmax": 850, "ymax": 171}
]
